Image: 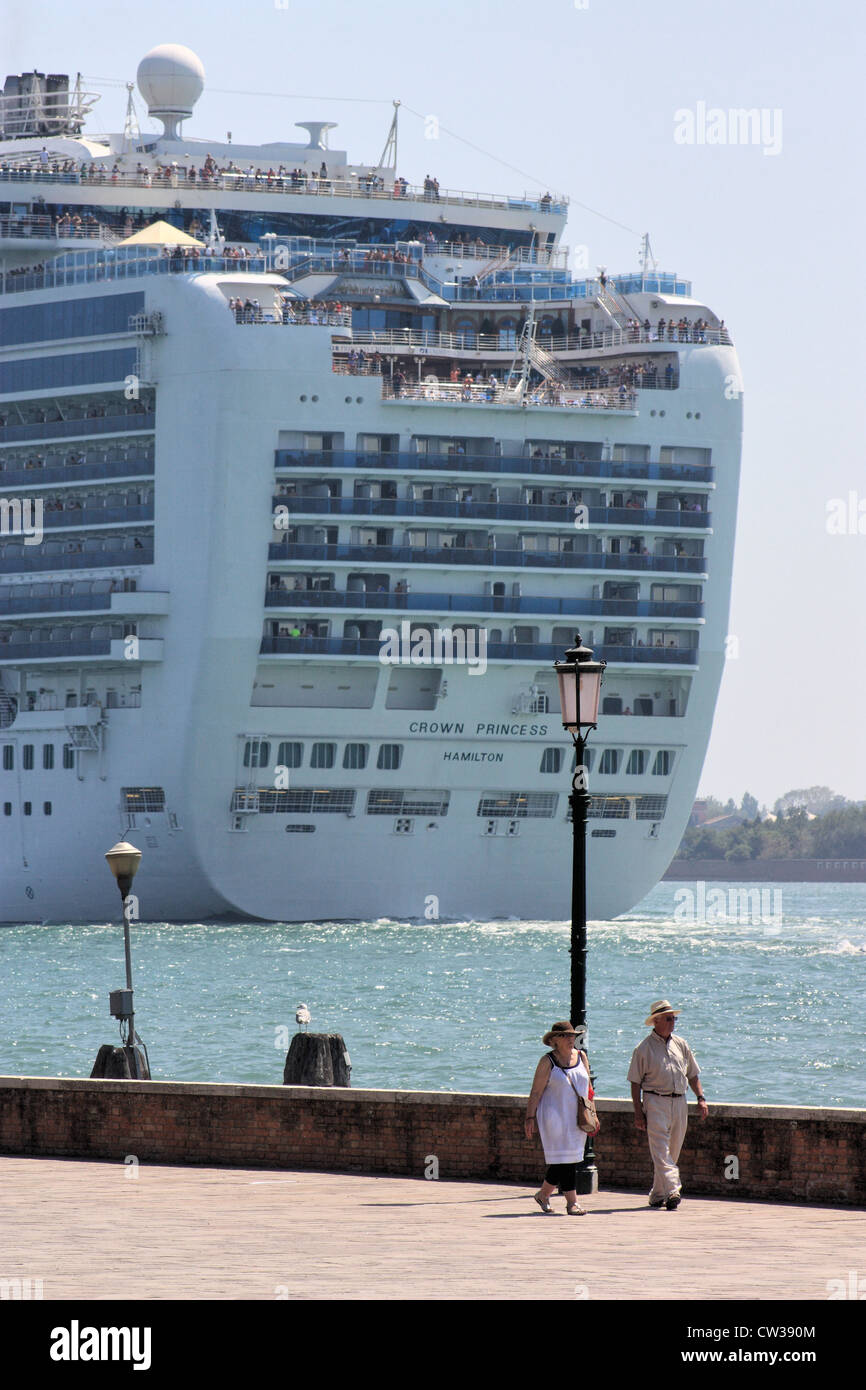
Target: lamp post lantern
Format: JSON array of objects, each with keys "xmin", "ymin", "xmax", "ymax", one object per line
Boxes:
[
  {"xmin": 553, "ymin": 634, "xmax": 605, "ymax": 1193},
  {"xmin": 103, "ymin": 840, "xmax": 148, "ymax": 1079}
]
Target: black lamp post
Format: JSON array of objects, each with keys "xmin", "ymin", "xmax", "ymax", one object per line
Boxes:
[
  {"xmin": 104, "ymin": 840, "xmax": 148, "ymax": 1079},
  {"xmin": 553, "ymin": 633, "xmax": 605, "ymax": 1193}
]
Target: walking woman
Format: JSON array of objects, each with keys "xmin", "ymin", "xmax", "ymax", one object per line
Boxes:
[{"xmin": 525, "ymin": 1021, "xmax": 592, "ymax": 1215}]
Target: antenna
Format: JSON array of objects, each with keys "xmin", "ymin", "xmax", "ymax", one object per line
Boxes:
[
  {"xmin": 123, "ymin": 83, "xmax": 140, "ymax": 149},
  {"xmin": 639, "ymin": 233, "xmax": 658, "ymax": 286},
  {"xmin": 377, "ymin": 99, "xmax": 400, "ymax": 170}
]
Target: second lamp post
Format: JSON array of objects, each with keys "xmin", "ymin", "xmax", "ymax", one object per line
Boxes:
[{"xmin": 553, "ymin": 633, "xmax": 605, "ymax": 1192}]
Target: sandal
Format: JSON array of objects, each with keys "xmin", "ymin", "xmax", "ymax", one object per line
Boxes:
[
  {"xmin": 567, "ymin": 1203, "xmax": 587, "ymax": 1216},
  {"xmin": 533, "ymin": 1191, "xmax": 552, "ymax": 1213}
]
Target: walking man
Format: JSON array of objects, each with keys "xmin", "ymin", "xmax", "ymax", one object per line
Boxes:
[{"xmin": 627, "ymin": 999, "xmax": 707, "ymax": 1209}]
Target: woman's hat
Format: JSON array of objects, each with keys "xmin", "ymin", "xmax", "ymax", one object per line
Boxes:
[
  {"xmin": 542, "ymin": 1021, "xmax": 577, "ymax": 1046},
  {"xmin": 645, "ymin": 999, "xmax": 681, "ymax": 1026}
]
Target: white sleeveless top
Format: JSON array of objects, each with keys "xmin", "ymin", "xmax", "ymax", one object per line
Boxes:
[{"xmin": 536, "ymin": 1052, "xmax": 590, "ymax": 1164}]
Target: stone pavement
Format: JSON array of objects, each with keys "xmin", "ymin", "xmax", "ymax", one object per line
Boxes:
[{"xmin": 1, "ymin": 1155, "xmax": 863, "ymax": 1301}]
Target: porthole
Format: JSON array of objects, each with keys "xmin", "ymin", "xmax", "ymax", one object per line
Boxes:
[
  {"xmin": 345, "ymin": 396, "xmax": 352, "ymax": 403},
  {"xmin": 659, "ymin": 410, "xmax": 666, "ymax": 417},
  {"xmin": 649, "ymin": 409, "xmax": 656, "ymax": 417},
  {"xmin": 356, "ymin": 397, "xmax": 363, "ymax": 404},
  {"xmin": 311, "ymin": 395, "xmax": 319, "ymax": 402},
  {"xmin": 686, "ymin": 411, "xmax": 692, "ymax": 419},
  {"xmin": 300, "ymin": 394, "xmax": 307, "ymax": 402},
  {"xmin": 695, "ymin": 412, "xmax": 701, "ymax": 419}
]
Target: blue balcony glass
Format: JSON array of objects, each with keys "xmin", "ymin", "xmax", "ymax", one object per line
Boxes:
[
  {"xmin": 267, "ymin": 541, "xmax": 706, "ymax": 575},
  {"xmin": 263, "ymin": 589, "xmax": 704, "ymax": 619},
  {"xmin": 272, "ymin": 495, "xmax": 711, "ymax": 528},
  {"xmin": 258, "ymin": 634, "xmax": 697, "ymax": 664},
  {"xmin": 0, "ymin": 413, "xmax": 155, "ymax": 444},
  {"xmin": 0, "ymin": 454, "xmax": 154, "ymax": 488},
  {"xmin": 273, "ymin": 450, "xmax": 714, "ymax": 485}
]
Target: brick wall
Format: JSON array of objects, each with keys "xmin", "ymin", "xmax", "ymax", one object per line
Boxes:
[{"xmin": 0, "ymin": 1077, "xmax": 863, "ymax": 1205}]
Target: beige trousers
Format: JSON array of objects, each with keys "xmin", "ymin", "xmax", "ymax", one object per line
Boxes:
[{"xmin": 643, "ymin": 1092, "xmax": 688, "ymax": 1200}]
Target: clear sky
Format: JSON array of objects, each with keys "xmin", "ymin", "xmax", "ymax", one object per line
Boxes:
[{"xmin": 6, "ymin": 0, "xmax": 865, "ymax": 809}]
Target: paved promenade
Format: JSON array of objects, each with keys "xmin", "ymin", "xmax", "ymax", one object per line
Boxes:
[{"xmin": 1, "ymin": 1155, "xmax": 863, "ymax": 1301}]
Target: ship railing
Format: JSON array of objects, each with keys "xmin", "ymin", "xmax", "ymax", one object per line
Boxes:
[
  {"xmin": 0, "ymin": 637, "xmax": 113, "ymax": 660},
  {"xmin": 258, "ymin": 634, "xmax": 697, "ymax": 664},
  {"xmin": 381, "ymin": 380, "xmax": 639, "ymax": 411},
  {"xmin": 0, "ymin": 165, "xmax": 568, "ymax": 214},
  {"xmin": 39, "ymin": 503, "xmax": 155, "ymax": 529},
  {"xmin": 0, "ymin": 251, "xmax": 269, "ymax": 296},
  {"xmin": 267, "ymin": 540, "xmax": 707, "ymax": 575},
  {"xmin": 0, "ymin": 543, "xmax": 154, "ymax": 574},
  {"xmin": 0, "ymin": 413, "xmax": 155, "ymax": 444},
  {"xmin": 332, "ymin": 324, "xmax": 729, "ymax": 352},
  {"xmin": 263, "ymin": 588, "xmax": 705, "ymax": 619},
  {"xmin": 0, "ymin": 213, "xmax": 123, "ymax": 242},
  {"xmin": 425, "ymin": 241, "xmax": 568, "ymax": 267},
  {"xmin": 233, "ymin": 307, "xmax": 352, "ymax": 327},
  {"xmin": 0, "ymin": 454, "xmax": 154, "ymax": 488},
  {"xmin": 271, "ymin": 495, "xmax": 711, "ymax": 528},
  {"xmin": 273, "ymin": 449, "xmax": 715, "ymax": 485}
]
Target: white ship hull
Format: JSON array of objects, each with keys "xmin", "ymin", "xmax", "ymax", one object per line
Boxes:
[{"xmin": 0, "ymin": 54, "xmax": 742, "ymax": 924}]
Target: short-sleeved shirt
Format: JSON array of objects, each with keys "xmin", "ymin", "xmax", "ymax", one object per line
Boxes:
[{"xmin": 627, "ymin": 1031, "xmax": 700, "ymax": 1095}]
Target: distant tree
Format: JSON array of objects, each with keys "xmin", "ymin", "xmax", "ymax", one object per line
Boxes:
[
  {"xmin": 773, "ymin": 786, "xmax": 848, "ymax": 817},
  {"xmin": 741, "ymin": 791, "xmax": 759, "ymax": 821}
]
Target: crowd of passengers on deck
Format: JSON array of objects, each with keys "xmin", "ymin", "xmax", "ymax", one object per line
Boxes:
[
  {"xmin": 229, "ymin": 296, "xmax": 347, "ymax": 324},
  {"xmin": 624, "ymin": 316, "xmax": 724, "ymax": 343},
  {"xmin": 1, "ymin": 152, "xmax": 415, "ymax": 197}
]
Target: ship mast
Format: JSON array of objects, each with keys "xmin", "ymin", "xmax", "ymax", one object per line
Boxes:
[{"xmin": 377, "ymin": 100, "xmax": 400, "ymax": 171}]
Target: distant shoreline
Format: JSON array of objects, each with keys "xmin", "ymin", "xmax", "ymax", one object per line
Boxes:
[{"xmin": 664, "ymin": 858, "xmax": 866, "ymax": 882}]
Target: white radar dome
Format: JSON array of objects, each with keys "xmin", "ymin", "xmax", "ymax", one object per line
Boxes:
[{"xmin": 137, "ymin": 44, "xmax": 205, "ymax": 139}]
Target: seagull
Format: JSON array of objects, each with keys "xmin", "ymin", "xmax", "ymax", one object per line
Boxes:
[{"xmin": 295, "ymin": 1003, "xmax": 311, "ymax": 1030}]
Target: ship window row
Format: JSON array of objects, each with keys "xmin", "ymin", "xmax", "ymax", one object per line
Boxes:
[
  {"xmin": 0, "ymin": 533, "xmax": 153, "ymax": 568},
  {"xmin": 2, "ymin": 742, "xmax": 76, "ymax": 770},
  {"xmin": 267, "ymin": 573, "xmax": 701, "ymax": 607},
  {"xmin": 0, "ymin": 348, "xmax": 138, "ymax": 395},
  {"xmin": 276, "ymin": 478, "xmax": 709, "ymax": 516},
  {"xmin": 279, "ymin": 434, "xmax": 710, "ymax": 471},
  {"xmin": 264, "ymin": 617, "xmax": 699, "ymax": 654},
  {"xmin": 11, "ymin": 685, "xmax": 141, "ymax": 714},
  {"xmin": 277, "ymin": 524, "xmax": 705, "ymax": 556},
  {"xmin": 243, "ymin": 739, "xmax": 403, "ymax": 772},
  {"xmin": 0, "ymin": 442, "xmax": 153, "ymax": 477},
  {"xmin": 3, "ymin": 801, "xmax": 52, "ymax": 816},
  {"xmin": 226, "ymin": 788, "xmax": 669, "ymax": 822},
  {"xmin": 0, "ymin": 393, "xmax": 154, "ymax": 447},
  {"xmin": 0, "ymin": 292, "xmax": 145, "ymax": 348}
]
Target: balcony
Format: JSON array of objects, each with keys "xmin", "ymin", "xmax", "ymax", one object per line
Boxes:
[
  {"xmin": 274, "ymin": 450, "xmax": 714, "ymax": 485},
  {"xmin": 0, "ymin": 634, "xmax": 163, "ymax": 664},
  {"xmin": 268, "ymin": 541, "xmax": 706, "ymax": 575},
  {"xmin": 381, "ymin": 381, "xmax": 638, "ymax": 412},
  {"xmin": 335, "ymin": 325, "xmax": 729, "ymax": 354},
  {"xmin": 0, "ymin": 543, "xmax": 154, "ymax": 573},
  {"xmin": 0, "ymin": 165, "xmax": 566, "ymax": 216},
  {"xmin": 0, "ymin": 413, "xmax": 155, "ymax": 445},
  {"xmin": 259, "ymin": 635, "xmax": 697, "ymax": 664},
  {"xmin": 40, "ymin": 503, "xmax": 154, "ymax": 529},
  {"xmin": 273, "ymin": 495, "xmax": 711, "ymax": 529},
  {"xmin": 263, "ymin": 588, "xmax": 704, "ymax": 619},
  {"xmin": 0, "ymin": 587, "xmax": 168, "ymax": 617},
  {"xmin": 0, "ymin": 455, "xmax": 154, "ymax": 489}
]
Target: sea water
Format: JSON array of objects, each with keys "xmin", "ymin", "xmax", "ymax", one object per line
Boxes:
[{"xmin": 1, "ymin": 882, "xmax": 864, "ymax": 1106}]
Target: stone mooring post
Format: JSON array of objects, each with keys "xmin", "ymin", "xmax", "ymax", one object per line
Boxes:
[{"xmin": 283, "ymin": 1033, "xmax": 351, "ymax": 1087}]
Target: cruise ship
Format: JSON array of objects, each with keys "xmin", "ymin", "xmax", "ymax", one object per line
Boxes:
[{"xmin": 0, "ymin": 46, "xmax": 743, "ymax": 924}]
